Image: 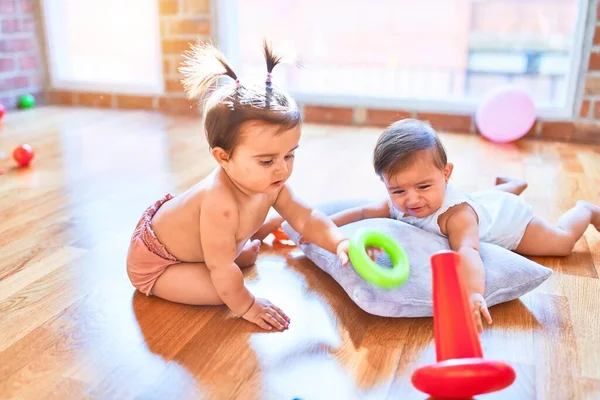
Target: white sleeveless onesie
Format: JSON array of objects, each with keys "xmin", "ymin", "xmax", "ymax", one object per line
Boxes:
[{"xmin": 389, "ymin": 182, "xmax": 534, "ymax": 250}]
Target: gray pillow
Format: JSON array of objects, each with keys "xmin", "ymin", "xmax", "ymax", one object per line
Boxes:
[{"xmin": 282, "ymin": 200, "xmax": 552, "ymax": 317}]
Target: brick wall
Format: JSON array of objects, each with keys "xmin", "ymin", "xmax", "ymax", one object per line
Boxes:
[
  {"xmin": 46, "ymin": 0, "xmax": 211, "ymax": 115},
  {"xmin": 580, "ymin": 3, "xmax": 600, "ymax": 124},
  {"xmin": 0, "ymin": 0, "xmax": 45, "ymax": 110}
]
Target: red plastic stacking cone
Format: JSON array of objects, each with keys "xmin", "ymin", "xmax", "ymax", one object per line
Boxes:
[
  {"xmin": 431, "ymin": 250, "xmax": 482, "ymax": 361},
  {"xmin": 411, "ymin": 250, "xmax": 516, "ymax": 399}
]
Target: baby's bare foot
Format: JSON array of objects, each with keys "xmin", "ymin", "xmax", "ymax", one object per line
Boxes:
[
  {"xmin": 495, "ymin": 176, "xmax": 528, "ymax": 195},
  {"xmin": 577, "ymin": 200, "xmax": 600, "ymax": 231},
  {"xmin": 236, "ymin": 239, "xmax": 261, "ymax": 268}
]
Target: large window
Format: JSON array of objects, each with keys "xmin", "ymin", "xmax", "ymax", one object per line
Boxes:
[
  {"xmin": 41, "ymin": 0, "xmax": 164, "ymax": 94},
  {"xmin": 216, "ymin": 0, "xmax": 586, "ymax": 117}
]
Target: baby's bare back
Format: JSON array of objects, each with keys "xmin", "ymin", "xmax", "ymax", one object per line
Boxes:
[{"xmin": 151, "ymin": 169, "xmax": 275, "ymax": 263}]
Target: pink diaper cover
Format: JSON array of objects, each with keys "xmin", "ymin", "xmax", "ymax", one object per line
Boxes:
[{"xmin": 126, "ymin": 193, "xmax": 180, "ymax": 296}]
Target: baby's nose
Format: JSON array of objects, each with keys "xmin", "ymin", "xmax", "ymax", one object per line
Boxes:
[
  {"xmin": 406, "ymin": 193, "xmax": 421, "ymax": 205},
  {"xmin": 273, "ymin": 160, "xmax": 288, "ymax": 174}
]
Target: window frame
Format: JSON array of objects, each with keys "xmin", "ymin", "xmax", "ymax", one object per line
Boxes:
[
  {"xmin": 214, "ymin": 0, "xmax": 590, "ymax": 119},
  {"xmin": 40, "ymin": 0, "xmax": 165, "ymax": 95}
]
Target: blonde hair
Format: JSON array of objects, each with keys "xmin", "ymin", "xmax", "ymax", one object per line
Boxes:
[{"xmin": 180, "ymin": 40, "xmax": 301, "ymax": 155}]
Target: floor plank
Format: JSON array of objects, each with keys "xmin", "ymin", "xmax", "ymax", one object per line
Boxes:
[{"xmin": 1, "ymin": 106, "xmax": 599, "ymax": 399}]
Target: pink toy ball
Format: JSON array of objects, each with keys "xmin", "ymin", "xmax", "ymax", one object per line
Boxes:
[{"xmin": 475, "ymin": 86, "xmax": 536, "ymax": 144}]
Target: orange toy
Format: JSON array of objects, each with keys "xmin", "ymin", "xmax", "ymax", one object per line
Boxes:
[
  {"xmin": 411, "ymin": 251, "xmax": 516, "ymax": 398},
  {"xmin": 272, "ymin": 226, "xmax": 291, "ymax": 243}
]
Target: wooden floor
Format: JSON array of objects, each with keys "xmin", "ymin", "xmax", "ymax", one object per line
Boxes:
[{"xmin": 0, "ymin": 107, "xmax": 599, "ymax": 400}]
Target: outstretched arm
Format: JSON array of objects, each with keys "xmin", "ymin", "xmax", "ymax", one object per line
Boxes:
[
  {"xmin": 328, "ymin": 200, "xmax": 391, "ymax": 226},
  {"xmin": 273, "ymin": 185, "xmax": 349, "ymax": 264},
  {"xmin": 442, "ymin": 203, "xmax": 492, "ymax": 333},
  {"xmin": 253, "ymin": 200, "xmax": 390, "ymax": 242}
]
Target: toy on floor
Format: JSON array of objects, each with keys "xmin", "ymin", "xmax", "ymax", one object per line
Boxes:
[
  {"xmin": 17, "ymin": 94, "xmax": 35, "ymax": 109},
  {"xmin": 348, "ymin": 228, "xmax": 410, "ymax": 289},
  {"xmin": 13, "ymin": 144, "xmax": 35, "ymax": 167},
  {"xmin": 271, "ymin": 226, "xmax": 296, "ymax": 246},
  {"xmin": 0, "ymin": 103, "xmax": 5, "ymax": 121},
  {"xmin": 411, "ymin": 250, "xmax": 516, "ymax": 398},
  {"xmin": 272, "ymin": 226, "xmax": 291, "ymax": 243},
  {"xmin": 475, "ymin": 86, "xmax": 535, "ymax": 143}
]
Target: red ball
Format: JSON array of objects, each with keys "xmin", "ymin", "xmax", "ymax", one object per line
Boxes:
[
  {"xmin": 13, "ymin": 144, "xmax": 35, "ymax": 167},
  {"xmin": 0, "ymin": 104, "xmax": 5, "ymax": 120}
]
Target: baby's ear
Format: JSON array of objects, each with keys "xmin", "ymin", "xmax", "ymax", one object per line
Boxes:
[
  {"xmin": 211, "ymin": 147, "xmax": 229, "ymax": 166},
  {"xmin": 444, "ymin": 163, "xmax": 454, "ymax": 181}
]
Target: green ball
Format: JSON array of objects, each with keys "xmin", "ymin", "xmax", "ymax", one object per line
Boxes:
[{"xmin": 18, "ymin": 94, "xmax": 36, "ymax": 109}]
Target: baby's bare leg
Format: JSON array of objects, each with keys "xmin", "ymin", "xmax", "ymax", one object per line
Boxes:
[
  {"xmin": 494, "ymin": 176, "xmax": 528, "ymax": 196},
  {"xmin": 152, "ymin": 262, "xmax": 223, "ymax": 305},
  {"xmin": 515, "ymin": 201, "xmax": 600, "ymax": 256},
  {"xmin": 235, "ymin": 239, "xmax": 261, "ymax": 268}
]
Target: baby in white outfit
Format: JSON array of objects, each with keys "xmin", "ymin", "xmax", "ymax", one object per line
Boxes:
[
  {"xmin": 323, "ymin": 118, "xmax": 600, "ymax": 333},
  {"xmin": 390, "ymin": 180, "xmax": 533, "ymax": 251}
]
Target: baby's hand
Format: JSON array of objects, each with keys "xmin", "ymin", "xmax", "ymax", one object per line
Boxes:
[
  {"xmin": 470, "ymin": 293, "xmax": 492, "ymax": 333},
  {"xmin": 366, "ymin": 246, "xmax": 384, "ymax": 261},
  {"xmin": 336, "ymin": 239, "xmax": 350, "ymax": 266},
  {"xmin": 299, "ymin": 237, "xmax": 350, "ymax": 266},
  {"xmin": 242, "ymin": 298, "xmax": 290, "ymax": 331}
]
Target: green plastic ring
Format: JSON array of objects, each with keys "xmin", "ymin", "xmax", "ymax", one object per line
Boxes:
[{"xmin": 348, "ymin": 228, "xmax": 410, "ymax": 289}]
